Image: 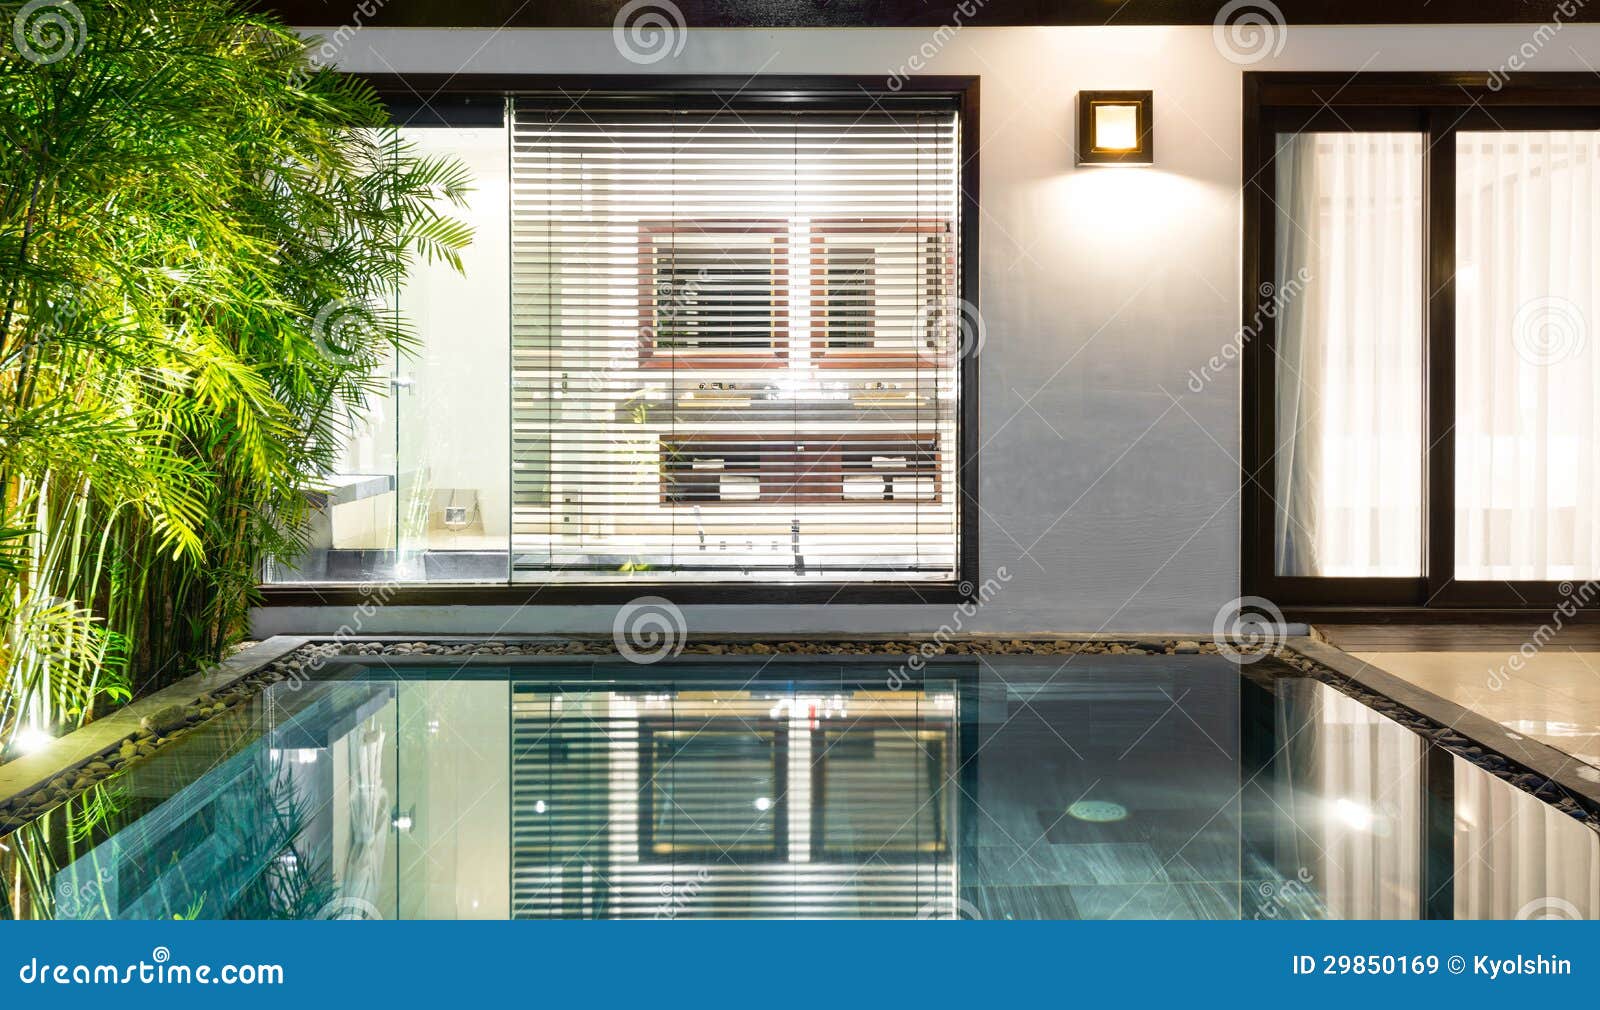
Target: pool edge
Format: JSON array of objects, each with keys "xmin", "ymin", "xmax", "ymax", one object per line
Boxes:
[
  {"xmin": 1283, "ymin": 638, "xmax": 1600, "ymax": 819},
  {"xmin": 0, "ymin": 636, "xmax": 310, "ymax": 813}
]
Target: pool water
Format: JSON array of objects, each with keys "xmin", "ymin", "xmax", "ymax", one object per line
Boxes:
[{"xmin": 2, "ymin": 654, "xmax": 1596, "ymax": 920}]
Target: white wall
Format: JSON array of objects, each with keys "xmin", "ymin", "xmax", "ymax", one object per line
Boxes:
[{"xmin": 254, "ymin": 23, "xmax": 1600, "ymax": 636}]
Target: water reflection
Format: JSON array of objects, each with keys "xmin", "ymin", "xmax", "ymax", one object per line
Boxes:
[{"xmin": 2, "ymin": 659, "xmax": 1595, "ymax": 920}]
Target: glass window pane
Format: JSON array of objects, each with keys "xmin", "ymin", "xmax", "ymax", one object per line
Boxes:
[
  {"xmin": 265, "ymin": 118, "xmax": 511, "ymax": 585},
  {"xmin": 1455, "ymin": 130, "xmax": 1600, "ymax": 581},
  {"xmin": 262, "ymin": 340, "xmax": 398, "ymax": 584},
  {"xmin": 395, "ymin": 124, "xmax": 511, "ymax": 583},
  {"xmin": 1273, "ymin": 132, "xmax": 1425, "ymax": 577}
]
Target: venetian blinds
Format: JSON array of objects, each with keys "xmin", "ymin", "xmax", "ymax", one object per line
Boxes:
[{"xmin": 509, "ymin": 100, "xmax": 962, "ymax": 583}]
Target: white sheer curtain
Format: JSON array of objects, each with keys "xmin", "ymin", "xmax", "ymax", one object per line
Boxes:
[
  {"xmin": 1456, "ymin": 131, "xmax": 1600, "ymax": 581},
  {"xmin": 1454, "ymin": 760, "xmax": 1600, "ymax": 919},
  {"xmin": 1283, "ymin": 684, "xmax": 1422, "ymax": 919},
  {"xmin": 1274, "ymin": 133, "xmax": 1425, "ymax": 577}
]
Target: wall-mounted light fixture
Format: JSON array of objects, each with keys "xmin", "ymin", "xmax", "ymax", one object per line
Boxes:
[{"xmin": 1076, "ymin": 91, "xmax": 1154, "ymax": 166}]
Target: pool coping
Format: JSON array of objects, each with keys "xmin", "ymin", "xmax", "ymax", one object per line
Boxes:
[
  {"xmin": 0, "ymin": 636, "xmax": 309, "ymax": 817},
  {"xmin": 5, "ymin": 631, "xmax": 1598, "ymax": 832},
  {"xmin": 1281, "ymin": 639, "xmax": 1600, "ymax": 816}
]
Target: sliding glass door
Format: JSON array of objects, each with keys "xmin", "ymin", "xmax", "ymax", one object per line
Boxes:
[
  {"xmin": 1271, "ymin": 131, "xmax": 1425, "ymax": 580},
  {"xmin": 1455, "ymin": 130, "xmax": 1600, "ymax": 584},
  {"xmin": 1244, "ymin": 75, "xmax": 1600, "ymax": 610}
]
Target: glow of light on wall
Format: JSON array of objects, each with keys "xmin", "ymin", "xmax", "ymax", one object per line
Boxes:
[{"xmin": 1060, "ymin": 168, "xmax": 1217, "ymax": 247}]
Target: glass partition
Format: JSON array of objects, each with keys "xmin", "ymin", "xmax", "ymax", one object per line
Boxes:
[{"xmin": 268, "ymin": 113, "xmax": 512, "ymax": 584}]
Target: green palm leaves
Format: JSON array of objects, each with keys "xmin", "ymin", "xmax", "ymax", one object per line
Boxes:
[{"xmin": 0, "ymin": 0, "xmax": 470, "ymax": 753}]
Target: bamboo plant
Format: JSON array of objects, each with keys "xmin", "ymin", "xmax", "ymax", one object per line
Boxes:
[{"xmin": 0, "ymin": 0, "xmax": 471, "ymax": 754}]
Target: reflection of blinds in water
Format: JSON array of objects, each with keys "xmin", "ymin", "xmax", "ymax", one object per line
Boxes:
[
  {"xmin": 641, "ymin": 723, "xmax": 787, "ymax": 859},
  {"xmin": 510, "ymin": 684, "xmax": 956, "ymax": 919},
  {"xmin": 814, "ymin": 723, "xmax": 949, "ymax": 858}
]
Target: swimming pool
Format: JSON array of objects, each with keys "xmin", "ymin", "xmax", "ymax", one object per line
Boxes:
[{"xmin": 3, "ymin": 653, "xmax": 1596, "ymax": 919}]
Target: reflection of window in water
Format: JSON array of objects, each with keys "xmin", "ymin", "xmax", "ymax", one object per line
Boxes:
[
  {"xmin": 640, "ymin": 721, "xmax": 787, "ymax": 860},
  {"xmin": 509, "ymin": 684, "xmax": 959, "ymax": 918},
  {"xmin": 812, "ymin": 721, "xmax": 951, "ymax": 857}
]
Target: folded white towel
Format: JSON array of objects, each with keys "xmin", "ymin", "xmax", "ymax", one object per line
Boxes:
[
  {"xmin": 720, "ymin": 474, "xmax": 760, "ymax": 500},
  {"xmin": 843, "ymin": 475, "xmax": 887, "ymax": 500}
]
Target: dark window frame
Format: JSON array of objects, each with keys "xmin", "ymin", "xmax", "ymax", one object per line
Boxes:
[
  {"xmin": 1242, "ymin": 71, "xmax": 1600, "ymax": 621},
  {"xmin": 637, "ymin": 716, "xmax": 790, "ymax": 863},
  {"xmin": 257, "ymin": 73, "xmax": 981, "ymax": 608},
  {"xmin": 809, "ymin": 718, "xmax": 954, "ymax": 862}
]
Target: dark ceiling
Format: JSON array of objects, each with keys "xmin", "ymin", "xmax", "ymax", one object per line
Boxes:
[{"xmin": 264, "ymin": 1, "xmax": 1596, "ymax": 28}]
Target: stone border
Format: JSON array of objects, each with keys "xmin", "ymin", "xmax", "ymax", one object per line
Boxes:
[
  {"xmin": 3, "ymin": 633, "xmax": 1596, "ymax": 835},
  {"xmin": 0, "ymin": 637, "xmax": 305, "ymax": 832}
]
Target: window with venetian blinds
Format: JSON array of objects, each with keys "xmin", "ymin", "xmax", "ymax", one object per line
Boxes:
[{"xmin": 509, "ymin": 101, "xmax": 964, "ymax": 584}]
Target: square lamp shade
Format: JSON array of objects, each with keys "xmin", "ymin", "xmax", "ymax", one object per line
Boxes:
[{"xmin": 1076, "ymin": 91, "xmax": 1153, "ymax": 166}]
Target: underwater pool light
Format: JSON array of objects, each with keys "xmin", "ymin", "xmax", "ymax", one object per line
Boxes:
[{"xmin": 1067, "ymin": 800, "xmax": 1128, "ymax": 823}]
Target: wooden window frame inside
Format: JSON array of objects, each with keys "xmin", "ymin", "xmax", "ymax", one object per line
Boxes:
[
  {"xmin": 809, "ymin": 217, "xmax": 955, "ymax": 369},
  {"xmin": 638, "ymin": 220, "xmax": 791, "ymax": 369},
  {"xmin": 661, "ymin": 432, "xmax": 942, "ymax": 507}
]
